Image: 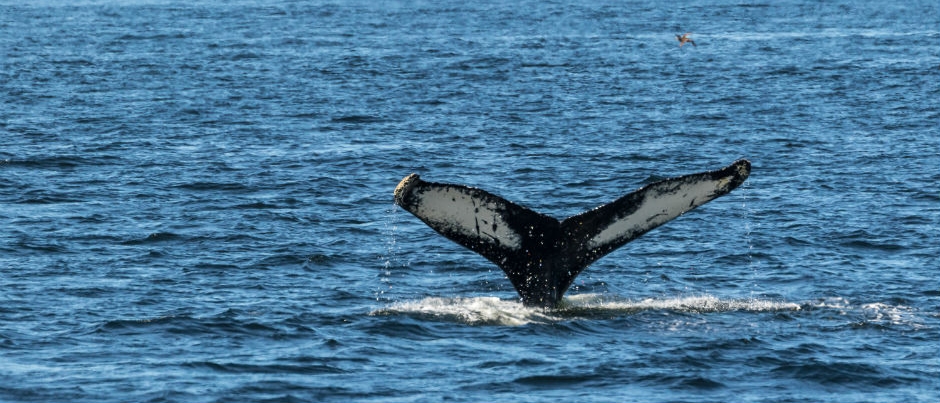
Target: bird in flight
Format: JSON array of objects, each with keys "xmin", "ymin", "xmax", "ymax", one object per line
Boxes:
[{"xmin": 676, "ymin": 32, "xmax": 696, "ymax": 47}]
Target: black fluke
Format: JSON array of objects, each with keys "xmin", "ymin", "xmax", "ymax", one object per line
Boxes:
[{"xmin": 394, "ymin": 159, "xmax": 751, "ymax": 307}]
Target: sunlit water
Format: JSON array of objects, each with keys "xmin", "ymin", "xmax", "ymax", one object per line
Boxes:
[{"xmin": 2, "ymin": 0, "xmax": 938, "ymax": 402}]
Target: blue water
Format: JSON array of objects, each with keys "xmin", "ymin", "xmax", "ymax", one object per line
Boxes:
[{"xmin": 2, "ymin": 0, "xmax": 938, "ymax": 401}]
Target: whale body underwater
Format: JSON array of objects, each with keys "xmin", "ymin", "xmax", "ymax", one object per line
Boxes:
[{"xmin": 393, "ymin": 159, "xmax": 752, "ymax": 307}]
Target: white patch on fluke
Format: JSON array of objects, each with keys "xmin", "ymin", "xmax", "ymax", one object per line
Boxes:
[
  {"xmin": 412, "ymin": 186, "xmax": 522, "ymax": 249},
  {"xmin": 588, "ymin": 177, "xmax": 722, "ymax": 249}
]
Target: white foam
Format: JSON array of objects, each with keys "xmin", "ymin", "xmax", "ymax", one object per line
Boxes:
[
  {"xmin": 801, "ymin": 297, "xmax": 924, "ymax": 329},
  {"xmin": 372, "ymin": 296, "xmax": 559, "ymax": 326},
  {"xmin": 560, "ymin": 293, "xmax": 801, "ymax": 313},
  {"xmin": 371, "ymin": 294, "xmax": 801, "ymax": 326}
]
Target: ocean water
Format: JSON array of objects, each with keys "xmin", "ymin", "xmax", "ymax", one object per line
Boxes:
[{"xmin": 1, "ymin": 0, "xmax": 938, "ymax": 402}]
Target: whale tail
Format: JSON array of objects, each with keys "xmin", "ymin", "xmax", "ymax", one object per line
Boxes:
[{"xmin": 394, "ymin": 159, "xmax": 751, "ymax": 307}]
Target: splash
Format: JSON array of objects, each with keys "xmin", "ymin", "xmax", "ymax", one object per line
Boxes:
[
  {"xmin": 560, "ymin": 293, "xmax": 801, "ymax": 314},
  {"xmin": 376, "ymin": 204, "xmax": 402, "ymax": 302},
  {"xmin": 371, "ymin": 294, "xmax": 801, "ymax": 326},
  {"xmin": 371, "ymin": 296, "xmax": 561, "ymax": 326}
]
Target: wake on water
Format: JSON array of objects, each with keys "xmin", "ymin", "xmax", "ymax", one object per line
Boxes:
[
  {"xmin": 371, "ymin": 294, "xmax": 803, "ymax": 326},
  {"xmin": 372, "ymin": 295, "xmax": 925, "ymax": 330}
]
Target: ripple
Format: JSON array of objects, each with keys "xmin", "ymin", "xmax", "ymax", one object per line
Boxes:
[
  {"xmin": 121, "ymin": 232, "xmax": 183, "ymax": 245},
  {"xmin": 2, "ymin": 1, "xmax": 938, "ymax": 402}
]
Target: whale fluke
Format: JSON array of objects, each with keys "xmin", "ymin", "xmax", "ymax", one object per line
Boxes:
[{"xmin": 394, "ymin": 159, "xmax": 751, "ymax": 307}]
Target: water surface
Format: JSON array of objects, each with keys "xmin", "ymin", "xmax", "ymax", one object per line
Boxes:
[{"xmin": 2, "ymin": 0, "xmax": 938, "ymax": 402}]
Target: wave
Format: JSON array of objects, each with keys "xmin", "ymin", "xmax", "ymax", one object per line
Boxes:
[
  {"xmin": 121, "ymin": 232, "xmax": 182, "ymax": 245},
  {"xmin": 371, "ymin": 294, "xmax": 802, "ymax": 326}
]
